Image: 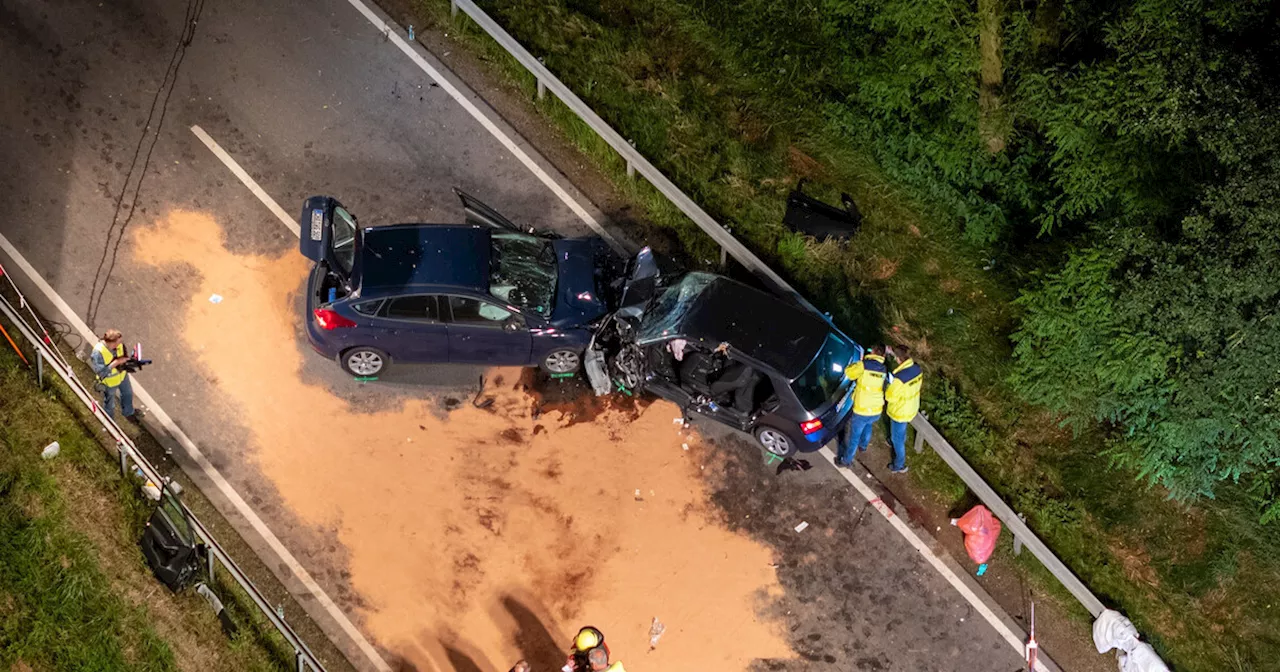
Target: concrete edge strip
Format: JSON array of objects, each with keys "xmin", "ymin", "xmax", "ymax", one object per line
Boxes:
[
  {"xmin": 817, "ymin": 446, "xmax": 1054, "ymax": 672},
  {"xmin": 340, "ymin": 0, "xmax": 625, "ymax": 255},
  {"xmin": 0, "ymin": 231, "xmax": 393, "ymax": 672}
]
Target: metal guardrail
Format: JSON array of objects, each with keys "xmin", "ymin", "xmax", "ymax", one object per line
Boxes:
[
  {"xmin": 447, "ymin": 0, "xmax": 1106, "ymax": 620},
  {"xmin": 0, "ymin": 291, "xmax": 327, "ymax": 671}
]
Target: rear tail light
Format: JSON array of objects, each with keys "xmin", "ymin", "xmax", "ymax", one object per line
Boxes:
[
  {"xmin": 314, "ymin": 308, "xmax": 356, "ymax": 330},
  {"xmin": 800, "ymin": 418, "xmax": 824, "ymax": 435}
]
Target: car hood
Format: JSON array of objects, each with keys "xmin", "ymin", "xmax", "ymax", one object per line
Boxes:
[{"xmin": 549, "ymin": 238, "xmax": 609, "ymax": 326}]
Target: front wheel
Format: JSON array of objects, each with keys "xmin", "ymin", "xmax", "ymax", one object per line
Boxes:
[
  {"xmin": 340, "ymin": 347, "xmax": 388, "ymax": 377},
  {"xmin": 753, "ymin": 424, "xmax": 798, "ymax": 458},
  {"xmin": 540, "ymin": 348, "xmax": 582, "ymax": 374}
]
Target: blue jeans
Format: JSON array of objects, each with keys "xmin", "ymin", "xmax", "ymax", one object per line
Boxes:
[
  {"xmin": 838, "ymin": 413, "xmax": 878, "ymax": 465},
  {"xmin": 889, "ymin": 419, "xmax": 908, "ymax": 471},
  {"xmin": 102, "ymin": 375, "xmax": 135, "ymax": 418}
]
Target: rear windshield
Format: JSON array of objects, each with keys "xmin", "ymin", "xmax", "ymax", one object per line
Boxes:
[
  {"xmin": 789, "ymin": 333, "xmax": 858, "ymax": 410},
  {"xmin": 332, "ymin": 207, "xmax": 358, "ymax": 275},
  {"xmin": 488, "ymin": 230, "xmax": 556, "ymax": 316}
]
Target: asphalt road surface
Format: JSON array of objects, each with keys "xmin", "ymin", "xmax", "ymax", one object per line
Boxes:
[{"xmin": 1, "ymin": 0, "xmax": 1035, "ymax": 670}]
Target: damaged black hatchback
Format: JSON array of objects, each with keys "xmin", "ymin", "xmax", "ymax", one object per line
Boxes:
[{"xmin": 585, "ymin": 249, "xmax": 863, "ymax": 457}]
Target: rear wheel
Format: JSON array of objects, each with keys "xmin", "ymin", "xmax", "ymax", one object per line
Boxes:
[
  {"xmin": 340, "ymin": 347, "xmax": 387, "ymax": 377},
  {"xmin": 753, "ymin": 424, "xmax": 798, "ymax": 458},
  {"xmin": 540, "ymin": 348, "xmax": 581, "ymax": 374}
]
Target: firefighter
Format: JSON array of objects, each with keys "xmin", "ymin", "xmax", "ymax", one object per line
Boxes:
[
  {"xmin": 563, "ymin": 626, "xmax": 625, "ymax": 671},
  {"xmin": 837, "ymin": 345, "xmax": 888, "ymax": 467},
  {"xmin": 884, "ymin": 345, "xmax": 924, "ymax": 474}
]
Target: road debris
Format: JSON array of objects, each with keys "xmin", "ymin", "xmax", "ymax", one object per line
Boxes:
[
  {"xmin": 648, "ymin": 617, "xmax": 666, "ymax": 649},
  {"xmin": 208, "ymin": 293, "xmax": 223, "ymax": 304},
  {"xmin": 794, "ymin": 521, "xmax": 809, "ymax": 533}
]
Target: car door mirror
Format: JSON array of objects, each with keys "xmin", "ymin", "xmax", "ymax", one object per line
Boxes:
[{"xmin": 502, "ymin": 315, "xmax": 526, "ymax": 333}]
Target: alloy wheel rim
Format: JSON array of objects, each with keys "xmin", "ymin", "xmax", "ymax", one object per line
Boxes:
[
  {"xmin": 349, "ymin": 351, "xmax": 383, "ymax": 375},
  {"xmin": 545, "ymin": 350, "xmax": 579, "ymax": 373},
  {"xmin": 759, "ymin": 429, "xmax": 790, "ymax": 456}
]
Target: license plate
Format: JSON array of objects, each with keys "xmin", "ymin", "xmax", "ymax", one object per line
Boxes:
[{"xmin": 309, "ymin": 209, "xmax": 324, "ymax": 241}]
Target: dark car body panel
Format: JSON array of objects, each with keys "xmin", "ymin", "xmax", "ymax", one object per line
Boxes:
[
  {"xmin": 299, "ymin": 192, "xmax": 619, "ymax": 372},
  {"xmin": 603, "ymin": 271, "xmax": 862, "ymax": 452},
  {"xmin": 358, "ymin": 225, "xmax": 490, "ymax": 292}
]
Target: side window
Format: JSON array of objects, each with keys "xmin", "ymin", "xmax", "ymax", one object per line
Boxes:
[
  {"xmin": 384, "ymin": 295, "xmax": 440, "ymax": 321},
  {"xmin": 351, "ymin": 300, "xmax": 383, "ymax": 316},
  {"xmin": 447, "ymin": 296, "xmax": 516, "ymax": 326}
]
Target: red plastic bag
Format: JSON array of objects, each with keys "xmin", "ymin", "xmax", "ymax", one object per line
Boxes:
[{"xmin": 956, "ymin": 505, "xmax": 1001, "ymax": 564}]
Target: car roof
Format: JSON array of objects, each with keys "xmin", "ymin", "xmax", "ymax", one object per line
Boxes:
[
  {"xmin": 357, "ymin": 224, "xmax": 490, "ymax": 294},
  {"xmin": 641, "ymin": 272, "xmax": 831, "ymax": 378}
]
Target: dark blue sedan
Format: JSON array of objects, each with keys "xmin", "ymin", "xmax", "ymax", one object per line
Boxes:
[{"xmin": 299, "ymin": 189, "xmax": 623, "ymax": 377}]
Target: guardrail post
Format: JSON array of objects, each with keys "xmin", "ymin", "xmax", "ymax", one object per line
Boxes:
[
  {"xmin": 450, "ymin": 0, "xmax": 458, "ymax": 18},
  {"xmin": 536, "ymin": 78, "xmax": 546, "ymax": 100},
  {"xmin": 208, "ymin": 548, "xmax": 216, "ymax": 583},
  {"xmin": 719, "ymin": 246, "xmax": 727, "ymax": 268},
  {"xmin": 119, "ymin": 443, "xmax": 128, "ymax": 476},
  {"xmin": 913, "ymin": 427, "xmax": 925, "ymax": 454},
  {"xmin": 296, "ymin": 649, "xmax": 306, "ymax": 672},
  {"xmin": 36, "ymin": 350, "xmax": 43, "ymax": 388},
  {"xmin": 626, "ymin": 161, "xmax": 635, "ymax": 178},
  {"xmin": 1013, "ymin": 513, "xmax": 1027, "ymax": 556}
]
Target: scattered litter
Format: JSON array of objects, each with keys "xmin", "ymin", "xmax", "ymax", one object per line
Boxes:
[
  {"xmin": 208, "ymin": 293, "xmax": 223, "ymax": 304},
  {"xmin": 682, "ymin": 443, "xmax": 689, "ymax": 451},
  {"xmin": 648, "ymin": 617, "xmax": 666, "ymax": 649},
  {"xmin": 41, "ymin": 441, "xmax": 60, "ymax": 460},
  {"xmin": 634, "ymin": 489, "xmax": 644, "ymax": 502},
  {"xmin": 976, "ymin": 563, "xmax": 989, "ymax": 577},
  {"xmin": 407, "ymin": 24, "xmax": 415, "ymax": 40},
  {"xmin": 794, "ymin": 521, "xmax": 809, "ymax": 533}
]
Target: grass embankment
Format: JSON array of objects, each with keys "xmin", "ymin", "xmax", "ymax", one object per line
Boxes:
[
  {"xmin": 400, "ymin": 2, "xmax": 1279, "ymax": 669},
  {"xmin": 0, "ymin": 325, "xmax": 288, "ymax": 671}
]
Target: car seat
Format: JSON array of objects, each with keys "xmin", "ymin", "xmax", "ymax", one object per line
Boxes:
[{"xmin": 710, "ymin": 362, "xmax": 760, "ymax": 410}]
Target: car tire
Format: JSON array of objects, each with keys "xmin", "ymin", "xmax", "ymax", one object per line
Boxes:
[
  {"xmin": 340, "ymin": 347, "xmax": 388, "ymax": 377},
  {"xmin": 540, "ymin": 348, "xmax": 582, "ymax": 374},
  {"xmin": 753, "ymin": 424, "xmax": 798, "ymax": 458}
]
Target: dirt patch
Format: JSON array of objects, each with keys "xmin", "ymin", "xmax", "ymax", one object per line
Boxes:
[
  {"xmin": 868, "ymin": 257, "xmax": 899, "ymax": 281},
  {"xmin": 939, "ymin": 277, "xmax": 963, "ymax": 294},
  {"xmin": 132, "ymin": 211, "xmax": 793, "ymax": 671}
]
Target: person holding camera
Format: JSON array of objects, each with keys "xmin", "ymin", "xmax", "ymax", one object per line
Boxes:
[{"xmin": 91, "ymin": 328, "xmax": 141, "ymax": 424}]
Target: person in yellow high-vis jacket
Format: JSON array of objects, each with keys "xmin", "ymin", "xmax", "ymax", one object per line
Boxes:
[
  {"xmin": 836, "ymin": 345, "xmax": 888, "ymax": 467},
  {"xmin": 884, "ymin": 345, "xmax": 923, "ymax": 474},
  {"xmin": 90, "ymin": 329, "xmax": 140, "ymax": 424}
]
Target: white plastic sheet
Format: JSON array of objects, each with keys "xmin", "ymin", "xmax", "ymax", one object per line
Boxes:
[{"xmin": 1092, "ymin": 609, "xmax": 1171, "ymax": 672}]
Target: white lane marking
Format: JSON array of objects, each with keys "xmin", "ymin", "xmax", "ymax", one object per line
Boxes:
[
  {"xmin": 340, "ymin": 0, "xmax": 625, "ymax": 254},
  {"xmin": 0, "ymin": 231, "xmax": 392, "ymax": 672},
  {"xmin": 818, "ymin": 446, "xmax": 1050, "ymax": 671},
  {"xmin": 190, "ymin": 125, "xmax": 301, "ymax": 238}
]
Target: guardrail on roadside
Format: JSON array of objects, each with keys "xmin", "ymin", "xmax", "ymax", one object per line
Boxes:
[
  {"xmin": 446, "ymin": 0, "xmax": 1106, "ymax": 620},
  {"xmin": 0, "ymin": 291, "xmax": 328, "ymax": 672}
]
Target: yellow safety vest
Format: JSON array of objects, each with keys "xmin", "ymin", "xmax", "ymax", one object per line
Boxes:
[
  {"xmin": 94, "ymin": 342, "xmax": 127, "ymax": 388},
  {"xmin": 885, "ymin": 359, "xmax": 923, "ymax": 422},
  {"xmin": 845, "ymin": 354, "xmax": 887, "ymax": 417}
]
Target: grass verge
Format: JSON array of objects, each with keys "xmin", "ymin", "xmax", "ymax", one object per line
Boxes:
[
  {"xmin": 0, "ymin": 317, "xmax": 289, "ymax": 671},
  {"xmin": 388, "ymin": 2, "xmax": 1280, "ymax": 669}
]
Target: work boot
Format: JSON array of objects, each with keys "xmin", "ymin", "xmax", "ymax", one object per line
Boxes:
[{"xmin": 124, "ymin": 413, "xmax": 142, "ymax": 426}]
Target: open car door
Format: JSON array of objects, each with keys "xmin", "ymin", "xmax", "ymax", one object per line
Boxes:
[
  {"xmin": 454, "ymin": 187, "xmax": 561, "ymax": 238},
  {"xmin": 139, "ymin": 484, "xmax": 206, "ymax": 593}
]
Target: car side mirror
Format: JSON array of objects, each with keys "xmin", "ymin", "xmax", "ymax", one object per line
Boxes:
[{"xmin": 502, "ymin": 316, "xmax": 525, "ymax": 333}]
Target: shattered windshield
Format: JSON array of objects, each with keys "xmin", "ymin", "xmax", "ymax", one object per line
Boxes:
[
  {"xmin": 790, "ymin": 332, "xmax": 858, "ymax": 410},
  {"xmin": 488, "ymin": 230, "xmax": 556, "ymax": 316},
  {"xmin": 636, "ymin": 272, "xmax": 717, "ymax": 343}
]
